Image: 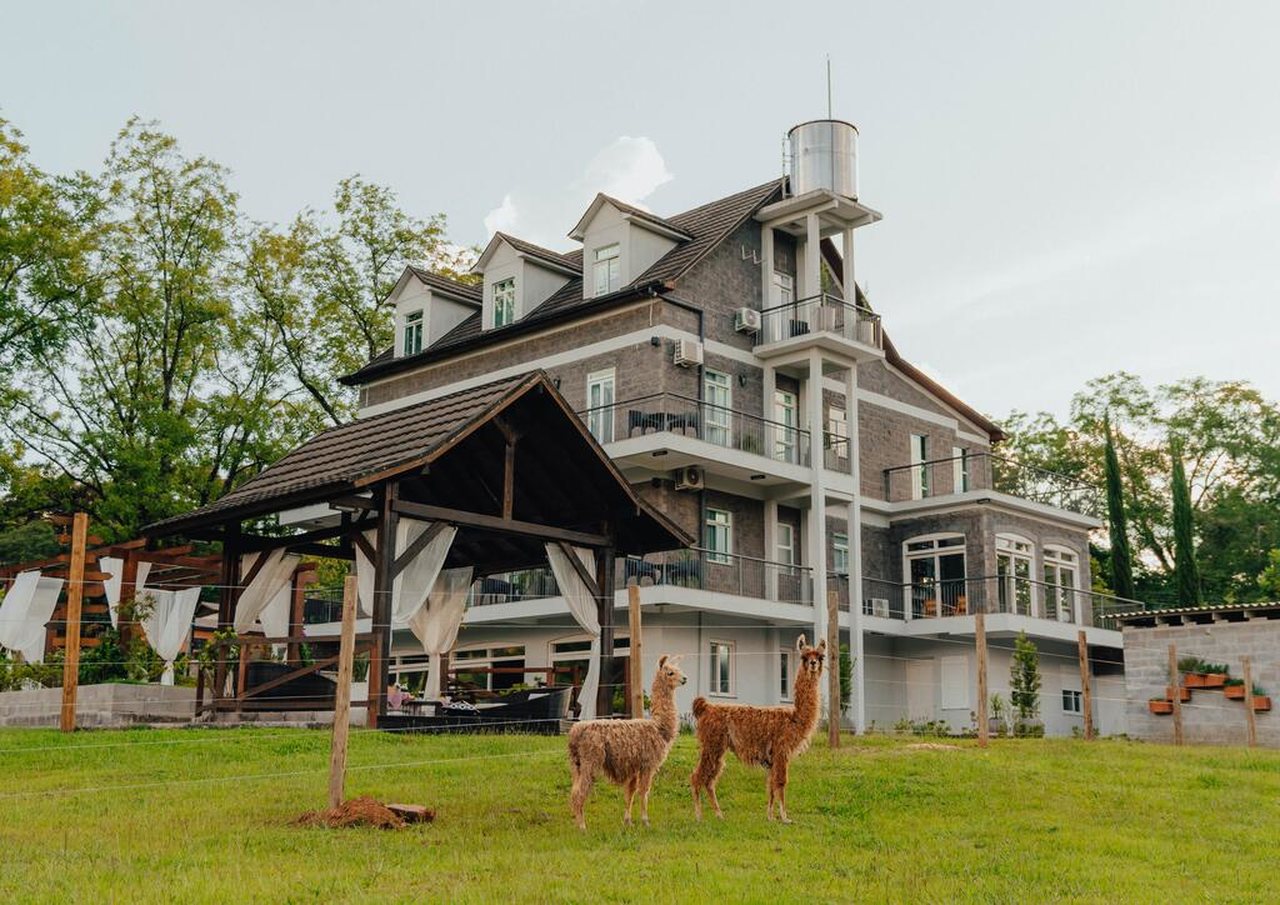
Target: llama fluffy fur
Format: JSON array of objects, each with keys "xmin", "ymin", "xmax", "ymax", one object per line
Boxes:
[
  {"xmin": 690, "ymin": 635, "xmax": 825, "ymax": 823},
  {"xmin": 566, "ymin": 655, "xmax": 686, "ymax": 829}
]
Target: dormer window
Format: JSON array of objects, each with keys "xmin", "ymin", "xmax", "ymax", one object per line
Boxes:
[
  {"xmin": 402, "ymin": 310, "xmax": 424, "ymax": 355},
  {"xmin": 593, "ymin": 243, "xmax": 621, "ymax": 296},
  {"xmin": 493, "ymin": 278, "xmax": 516, "ymax": 327}
]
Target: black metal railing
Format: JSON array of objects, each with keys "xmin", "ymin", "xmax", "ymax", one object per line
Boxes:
[
  {"xmin": 882, "ymin": 451, "xmax": 1101, "ymax": 517},
  {"xmin": 757, "ymin": 293, "xmax": 883, "ymax": 349},
  {"xmin": 577, "ymin": 393, "xmax": 811, "ymax": 466}
]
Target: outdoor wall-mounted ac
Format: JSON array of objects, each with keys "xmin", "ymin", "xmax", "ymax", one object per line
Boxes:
[
  {"xmin": 868, "ymin": 597, "xmax": 890, "ymax": 618},
  {"xmin": 674, "ymin": 465, "xmax": 704, "ymax": 491},
  {"xmin": 673, "ymin": 338, "xmax": 704, "ymax": 368},
  {"xmin": 734, "ymin": 307, "xmax": 761, "ymax": 334}
]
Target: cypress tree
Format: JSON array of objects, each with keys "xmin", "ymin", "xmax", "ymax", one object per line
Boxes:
[
  {"xmin": 1103, "ymin": 419, "xmax": 1136, "ymax": 600},
  {"xmin": 1171, "ymin": 439, "xmax": 1201, "ymax": 605}
]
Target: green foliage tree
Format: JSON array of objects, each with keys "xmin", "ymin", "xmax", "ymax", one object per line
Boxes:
[
  {"xmin": 1170, "ymin": 439, "xmax": 1201, "ymax": 605},
  {"xmin": 1103, "ymin": 418, "xmax": 1136, "ymax": 600},
  {"xmin": 1009, "ymin": 632, "xmax": 1041, "ymax": 725},
  {"xmin": 1259, "ymin": 549, "xmax": 1280, "ymax": 599}
]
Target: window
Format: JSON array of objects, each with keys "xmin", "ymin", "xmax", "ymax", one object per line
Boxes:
[
  {"xmin": 776, "ymin": 522, "xmax": 796, "ymax": 574},
  {"xmin": 402, "ymin": 310, "xmax": 423, "ymax": 356},
  {"xmin": 904, "ymin": 534, "xmax": 966, "ymax": 618},
  {"xmin": 952, "ymin": 446, "xmax": 970, "ymax": 493},
  {"xmin": 911, "ymin": 434, "xmax": 929, "ymax": 499},
  {"xmin": 771, "ymin": 271, "xmax": 794, "ymax": 307},
  {"xmin": 997, "ymin": 535, "xmax": 1034, "ymax": 616},
  {"xmin": 773, "ymin": 389, "xmax": 798, "ymax": 462},
  {"xmin": 705, "ymin": 509, "xmax": 732, "ymax": 564},
  {"xmin": 453, "ymin": 645, "xmax": 526, "ymax": 691},
  {"xmin": 827, "ymin": 408, "xmax": 849, "ymax": 463},
  {"xmin": 1062, "ymin": 689, "xmax": 1083, "ymax": 714},
  {"xmin": 709, "ymin": 640, "xmax": 734, "ymax": 696},
  {"xmin": 585, "ymin": 369, "xmax": 615, "ymax": 444},
  {"xmin": 779, "ymin": 649, "xmax": 792, "ymax": 701},
  {"xmin": 593, "ymin": 243, "xmax": 620, "ymax": 296},
  {"xmin": 703, "ymin": 370, "xmax": 732, "ymax": 447},
  {"xmin": 1044, "ymin": 546, "xmax": 1078, "ymax": 623},
  {"xmin": 833, "ymin": 532, "xmax": 849, "ymax": 575},
  {"xmin": 492, "ymin": 278, "xmax": 516, "ymax": 327}
]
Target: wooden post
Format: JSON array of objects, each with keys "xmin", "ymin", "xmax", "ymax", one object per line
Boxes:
[
  {"xmin": 214, "ymin": 524, "xmax": 242, "ymax": 707},
  {"xmin": 1168, "ymin": 643, "xmax": 1183, "ymax": 746},
  {"xmin": 328, "ymin": 575, "xmax": 359, "ymax": 809},
  {"xmin": 369, "ymin": 482, "xmax": 399, "ymax": 728},
  {"xmin": 286, "ymin": 564, "xmax": 315, "ymax": 664},
  {"xmin": 628, "ymin": 583, "xmax": 643, "ymax": 718},
  {"xmin": 1243, "ymin": 656, "xmax": 1258, "ymax": 748},
  {"xmin": 595, "ymin": 548, "xmax": 617, "ymax": 718},
  {"xmin": 118, "ymin": 551, "xmax": 139, "ymax": 650},
  {"xmin": 827, "ymin": 588, "xmax": 840, "ymax": 748},
  {"xmin": 975, "ymin": 611, "xmax": 989, "ymax": 749},
  {"xmin": 59, "ymin": 512, "xmax": 89, "ymax": 733},
  {"xmin": 1078, "ymin": 630, "xmax": 1094, "ymax": 741}
]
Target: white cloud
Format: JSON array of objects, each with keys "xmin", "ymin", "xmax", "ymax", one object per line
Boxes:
[
  {"xmin": 483, "ymin": 193, "xmax": 519, "ymax": 236},
  {"xmin": 576, "ymin": 136, "xmax": 673, "ymax": 207}
]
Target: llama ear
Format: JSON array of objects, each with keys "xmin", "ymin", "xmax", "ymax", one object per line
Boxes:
[
  {"xmin": 658, "ymin": 655, "xmax": 668, "ymax": 668},
  {"xmin": 795, "ymin": 634, "xmax": 807, "ymax": 652},
  {"xmin": 817, "ymin": 639, "xmax": 827, "ymax": 653}
]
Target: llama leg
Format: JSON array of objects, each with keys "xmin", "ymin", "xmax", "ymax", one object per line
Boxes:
[
  {"xmin": 622, "ymin": 775, "xmax": 637, "ymax": 826},
  {"xmin": 766, "ymin": 772, "xmax": 775, "ymax": 822},
  {"xmin": 704, "ymin": 749, "xmax": 727, "ymax": 819},
  {"xmin": 570, "ymin": 764, "xmax": 595, "ymax": 830},
  {"xmin": 692, "ymin": 745, "xmax": 727, "ymax": 820},
  {"xmin": 639, "ymin": 771, "xmax": 654, "ymax": 826},
  {"xmin": 771, "ymin": 760, "xmax": 792, "ymax": 824}
]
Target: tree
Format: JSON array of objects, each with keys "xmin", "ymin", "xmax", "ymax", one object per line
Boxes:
[
  {"xmin": 1104, "ymin": 418, "xmax": 1136, "ymax": 599},
  {"xmin": 1009, "ymin": 631, "xmax": 1042, "ymax": 730},
  {"xmin": 1258, "ymin": 549, "xmax": 1280, "ymax": 598},
  {"xmin": 1171, "ymin": 439, "xmax": 1202, "ymax": 606}
]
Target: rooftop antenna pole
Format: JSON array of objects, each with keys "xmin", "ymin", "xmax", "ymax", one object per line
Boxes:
[{"xmin": 826, "ymin": 55, "xmax": 833, "ymax": 119}]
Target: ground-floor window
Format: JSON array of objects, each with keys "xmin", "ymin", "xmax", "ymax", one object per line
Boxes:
[
  {"xmin": 453, "ymin": 645, "xmax": 526, "ymax": 692},
  {"xmin": 1062, "ymin": 688, "xmax": 1083, "ymax": 714},
  {"xmin": 779, "ymin": 648, "xmax": 792, "ymax": 700},
  {"xmin": 709, "ymin": 640, "xmax": 735, "ymax": 696}
]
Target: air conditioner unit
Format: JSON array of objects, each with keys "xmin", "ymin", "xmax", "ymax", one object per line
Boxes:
[
  {"xmin": 868, "ymin": 597, "xmax": 890, "ymax": 618},
  {"xmin": 674, "ymin": 465, "xmax": 704, "ymax": 491},
  {"xmin": 734, "ymin": 307, "xmax": 761, "ymax": 334},
  {"xmin": 673, "ymin": 338, "xmax": 704, "ymax": 368}
]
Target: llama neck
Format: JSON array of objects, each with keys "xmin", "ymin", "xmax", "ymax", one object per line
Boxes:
[
  {"xmin": 649, "ymin": 674, "xmax": 678, "ymax": 741},
  {"xmin": 791, "ymin": 665, "xmax": 821, "ymax": 731}
]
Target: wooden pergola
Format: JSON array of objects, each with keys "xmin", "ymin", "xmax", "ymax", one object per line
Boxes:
[{"xmin": 143, "ymin": 371, "xmax": 691, "ymax": 725}]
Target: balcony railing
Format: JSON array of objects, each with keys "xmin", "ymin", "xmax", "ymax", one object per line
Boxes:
[
  {"xmin": 757, "ymin": 293, "xmax": 883, "ymax": 349},
  {"xmin": 577, "ymin": 393, "xmax": 811, "ymax": 467},
  {"xmin": 882, "ymin": 451, "xmax": 1101, "ymax": 517},
  {"xmin": 833, "ymin": 574, "xmax": 1143, "ymax": 629}
]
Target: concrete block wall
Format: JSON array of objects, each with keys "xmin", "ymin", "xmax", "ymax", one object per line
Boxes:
[{"xmin": 1122, "ymin": 619, "xmax": 1280, "ymax": 747}]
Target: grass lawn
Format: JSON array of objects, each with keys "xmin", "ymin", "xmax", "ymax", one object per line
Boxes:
[{"xmin": 1, "ymin": 728, "xmax": 1277, "ymax": 903}]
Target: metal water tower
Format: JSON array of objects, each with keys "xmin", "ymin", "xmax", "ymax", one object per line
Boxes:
[{"xmin": 787, "ymin": 119, "xmax": 859, "ymax": 200}]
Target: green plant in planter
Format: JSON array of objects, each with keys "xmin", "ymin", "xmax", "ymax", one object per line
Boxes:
[
  {"xmin": 1177, "ymin": 655, "xmax": 1205, "ymax": 675},
  {"xmin": 1224, "ymin": 678, "xmax": 1245, "ymax": 688},
  {"xmin": 1202, "ymin": 662, "xmax": 1230, "ymax": 677},
  {"xmin": 1253, "ymin": 684, "xmax": 1267, "ymax": 697}
]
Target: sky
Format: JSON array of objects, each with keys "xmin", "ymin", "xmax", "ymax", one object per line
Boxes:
[{"xmin": 3, "ymin": 1, "xmax": 1278, "ymax": 421}]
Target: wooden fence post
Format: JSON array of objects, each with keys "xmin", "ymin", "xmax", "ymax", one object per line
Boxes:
[
  {"xmin": 1168, "ymin": 643, "xmax": 1183, "ymax": 746},
  {"xmin": 975, "ymin": 611, "xmax": 989, "ymax": 749},
  {"xmin": 59, "ymin": 512, "xmax": 89, "ymax": 733},
  {"xmin": 628, "ymin": 584, "xmax": 644, "ymax": 718},
  {"xmin": 328, "ymin": 575, "xmax": 359, "ymax": 810},
  {"xmin": 1078, "ymin": 630, "xmax": 1094, "ymax": 741},
  {"xmin": 827, "ymin": 589, "xmax": 840, "ymax": 749},
  {"xmin": 1243, "ymin": 656, "xmax": 1258, "ymax": 748}
]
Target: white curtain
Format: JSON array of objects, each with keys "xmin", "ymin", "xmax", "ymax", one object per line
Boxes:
[
  {"xmin": 0, "ymin": 570, "xmax": 65, "ymax": 663},
  {"xmin": 353, "ymin": 523, "xmax": 457, "ymax": 625},
  {"xmin": 233, "ymin": 550, "xmax": 301, "ymax": 635},
  {"xmin": 545, "ymin": 543, "xmax": 601, "ymax": 719},
  {"xmin": 408, "ymin": 567, "xmax": 473, "ymax": 700},
  {"xmin": 99, "ymin": 557, "xmax": 152, "ymax": 629},
  {"xmin": 354, "ymin": 528, "xmax": 377, "ymax": 617},
  {"xmin": 138, "ymin": 584, "xmax": 202, "ymax": 685}
]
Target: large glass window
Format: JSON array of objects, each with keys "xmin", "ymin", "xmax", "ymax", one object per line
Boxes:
[
  {"xmin": 703, "ymin": 370, "xmax": 732, "ymax": 447},
  {"xmin": 1043, "ymin": 546, "xmax": 1078, "ymax": 623},
  {"xmin": 779, "ymin": 649, "xmax": 792, "ymax": 701},
  {"xmin": 952, "ymin": 446, "xmax": 970, "ymax": 493},
  {"xmin": 593, "ymin": 243, "xmax": 621, "ymax": 296},
  {"xmin": 705, "ymin": 509, "xmax": 732, "ymax": 564},
  {"xmin": 771, "ymin": 271, "xmax": 794, "ymax": 306},
  {"xmin": 827, "ymin": 408, "xmax": 849, "ymax": 464},
  {"xmin": 493, "ymin": 278, "xmax": 516, "ymax": 327},
  {"xmin": 997, "ymin": 535, "xmax": 1034, "ymax": 616},
  {"xmin": 776, "ymin": 522, "xmax": 796, "ymax": 574},
  {"xmin": 911, "ymin": 434, "xmax": 929, "ymax": 499},
  {"xmin": 904, "ymin": 535, "xmax": 966, "ymax": 617},
  {"xmin": 833, "ymin": 532, "xmax": 849, "ymax": 576},
  {"xmin": 585, "ymin": 369, "xmax": 615, "ymax": 444},
  {"xmin": 402, "ymin": 310, "xmax": 423, "ymax": 356},
  {"xmin": 709, "ymin": 640, "xmax": 734, "ymax": 696},
  {"xmin": 773, "ymin": 389, "xmax": 798, "ymax": 462}
]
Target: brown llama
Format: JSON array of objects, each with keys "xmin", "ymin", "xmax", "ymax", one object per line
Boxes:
[
  {"xmin": 567, "ymin": 655, "xmax": 687, "ymax": 829},
  {"xmin": 690, "ymin": 635, "xmax": 825, "ymax": 823}
]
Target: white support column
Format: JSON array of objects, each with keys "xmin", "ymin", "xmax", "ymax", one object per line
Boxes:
[
  {"xmin": 842, "ymin": 227, "xmax": 856, "ymax": 304},
  {"xmin": 846, "ymin": 365, "xmax": 866, "ymax": 734},
  {"xmin": 806, "ymin": 348, "xmax": 828, "ymax": 699},
  {"xmin": 804, "ymin": 213, "xmax": 822, "ymax": 299}
]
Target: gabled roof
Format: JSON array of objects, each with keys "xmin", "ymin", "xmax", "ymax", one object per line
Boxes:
[
  {"xmin": 405, "ymin": 266, "xmax": 482, "ymax": 304},
  {"xmin": 568, "ymin": 193, "xmax": 694, "ymax": 242},
  {"xmin": 471, "ymin": 232, "xmax": 581, "ymax": 276}
]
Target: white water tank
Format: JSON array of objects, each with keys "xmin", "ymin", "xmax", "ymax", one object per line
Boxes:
[{"xmin": 788, "ymin": 119, "xmax": 858, "ymax": 200}]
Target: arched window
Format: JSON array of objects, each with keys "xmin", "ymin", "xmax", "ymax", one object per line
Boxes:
[
  {"xmin": 903, "ymin": 534, "xmax": 967, "ymax": 618},
  {"xmin": 1043, "ymin": 545, "xmax": 1079, "ymax": 623},
  {"xmin": 996, "ymin": 534, "xmax": 1035, "ymax": 616}
]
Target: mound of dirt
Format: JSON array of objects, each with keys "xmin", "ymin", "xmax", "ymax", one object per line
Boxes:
[
  {"xmin": 295, "ymin": 796, "xmax": 409, "ymax": 829},
  {"xmin": 903, "ymin": 742, "xmax": 962, "ymax": 751}
]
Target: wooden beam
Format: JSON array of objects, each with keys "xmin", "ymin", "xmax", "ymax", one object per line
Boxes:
[
  {"xmin": 555, "ymin": 541, "xmax": 601, "ymax": 598},
  {"xmin": 329, "ymin": 574, "xmax": 358, "ymax": 808},
  {"xmin": 214, "ymin": 525, "xmax": 242, "ymax": 706},
  {"xmin": 287, "ymin": 565, "xmax": 316, "ymax": 664},
  {"xmin": 392, "ymin": 521, "xmax": 449, "ymax": 578},
  {"xmin": 628, "ymin": 583, "xmax": 643, "ymax": 718},
  {"xmin": 392, "ymin": 499, "xmax": 610, "ymax": 548},
  {"xmin": 238, "ymin": 520, "xmax": 375, "ymax": 554},
  {"xmin": 368, "ymin": 483, "xmax": 398, "ymax": 728},
  {"xmin": 59, "ymin": 512, "xmax": 88, "ymax": 733},
  {"xmin": 349, "ymin": 529, "xmax": 377, "ymax": 566},
  {"xmin": 595, "ymin": 548, "xmax": 616, "ymax": 718},
  {"xmin": 1169, "ymin": 643, "xmax": 1183, "ymax": 746},
  {"xmin": 1243, "ymin": 656, "xmax": 1258, "ymax": 748},
  {"xmin": 1078, "ymin": 630, "xmax": 1093, "ymax": 741},
  {"xmin": 503, "ymin": 439, "xmax": 516, "ymax": 521}
]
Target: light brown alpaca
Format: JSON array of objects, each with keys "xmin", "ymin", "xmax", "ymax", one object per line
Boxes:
[
  {"xmin": 690, "ymin": 635, "xmax": 825, "ymax": 823},
  {"xmin": 567, "ymin": 655, "xmax": 687, "ymax": 829}
]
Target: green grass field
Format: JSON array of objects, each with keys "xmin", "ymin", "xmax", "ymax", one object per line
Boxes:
[{"xmin": 0, "ymin": 728, "xmax": 1276, "ymax": 903}]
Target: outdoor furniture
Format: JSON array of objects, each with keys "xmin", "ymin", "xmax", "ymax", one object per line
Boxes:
[
  {"xmin": 664, "ymin": 558, "xmax": 701, "ymax": 587},
  {"xmin": 623, "ymin": 557, "xmax": 663, "ymax": 585},
  {"xmin": 627, "ymin": 410, "xmax": 665, "ymax": 435},
  {"xmin": 665, "ymin": 411, "xmax": 699, "ymax": 434},
  {"xmin": 477, "ymin": 576, "xmax": 518, "ymax": 605}
]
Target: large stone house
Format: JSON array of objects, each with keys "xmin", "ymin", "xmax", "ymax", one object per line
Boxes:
[{"xmin": 331, "ymin": 120, "xmax": 1129, "ymax": 736}]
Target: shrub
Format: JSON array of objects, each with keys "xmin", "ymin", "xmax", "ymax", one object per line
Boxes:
[{"xmin": 1010, "ymin": 632, "xmax": 1041, "ymax": 722}]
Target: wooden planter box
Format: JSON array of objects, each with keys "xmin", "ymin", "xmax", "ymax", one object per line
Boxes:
[
  {"xmin": 1167, "ymin": 685, "xmax": 1192, "ymax": 703},
  {"xmin": 1148, "ymin": 699, "xmax": 1174, "ymax": 715},
  {"xmin": 1252, "ymin": 696, "xmax": 1272, "ymax": 713},
  {"xmin": 1225, "ymin": 684, "xmax": 1246, "ymax": 700},
  {"xmin": 1202, "ymin": 673, "xmax": 1228, "ymax": 689},
  {"xmin": 1183, "ymin": 673, "xmax": 1207, "ymax": 689}
]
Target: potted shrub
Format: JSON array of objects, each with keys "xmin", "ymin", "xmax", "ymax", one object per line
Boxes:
[
  {"xmin": 1149, "ymin": 697, "xmax": 1174, "ymax": 715},
  {"xmin": 1251, "ymin": 684, "xmax": 1271, "ymax": 713},
  {"xmin": 1178, "ymin": 655, "xmax": 1207, "ymax": 688},
  {"xmin": 1201, "ymin": 662, "xmax": 1229, "ymax": 688},
  {"xmin": 1224, "ymin": 678, "xmax": 1246, "ymax": 700}
]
